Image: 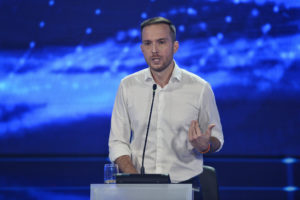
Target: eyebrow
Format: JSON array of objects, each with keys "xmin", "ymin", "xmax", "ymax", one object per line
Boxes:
[
  {"xmin": 157, "ymin": 38, "xmax": 167, "ymax": 41},
  {"xmin": 142, "ymin": 37, "xmax": 169, "ymax": 43}
]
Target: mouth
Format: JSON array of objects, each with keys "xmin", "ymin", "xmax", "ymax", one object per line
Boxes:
[{"xmin": 151, "ymin": 57, "xmax": 161, "ymax": 63}]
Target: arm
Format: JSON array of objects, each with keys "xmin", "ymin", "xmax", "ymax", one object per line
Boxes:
[
  {"xmin": 109, "ymin": 83, "xmax": 135, "ymax": 169},
  {"xmin": 115, "ymin": 155, "xmax": 138, "ymax": 174},
  {"xmin": 190, "ymin": 82, "xmax": 224, "ymax": 153}
]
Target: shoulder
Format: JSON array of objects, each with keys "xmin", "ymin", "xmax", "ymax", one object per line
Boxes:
[
  {"xmin": 180, "ymin": 68, "xmax": 210, "ymax": 88},
  {"xmin": 120, "ymin": 68, "xmax": 148, "ymax": 87}
]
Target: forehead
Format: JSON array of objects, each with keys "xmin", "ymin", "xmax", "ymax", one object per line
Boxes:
[{"xmin": 141, "ymin": 23, "xmax": 172, "ymax": 41}]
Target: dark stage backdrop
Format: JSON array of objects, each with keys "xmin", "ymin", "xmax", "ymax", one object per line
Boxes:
[{"xmin": 0, "ymin": 0, "xmax": 299, "ymax": 156}]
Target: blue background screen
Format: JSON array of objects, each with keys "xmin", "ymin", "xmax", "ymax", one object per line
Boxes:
[{"xmin": 0, "ymin": 0, "xmax": 299, "ymax": 156}]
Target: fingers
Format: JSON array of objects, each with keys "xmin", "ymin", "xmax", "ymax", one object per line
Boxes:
[
  {"xmin": 194, "ymin": 121, "xmax": 202, "ymax": 136},
  {"xmin": 188, "ymin": 121, "xmax": 196, "ymax": 140},
  {"xmin": 189, "ymin": 120, "xmax": 202, "ymax": 140},
  {"xmin": 189, "ymin": 121, "xmax": 215, "ymax": 141}
]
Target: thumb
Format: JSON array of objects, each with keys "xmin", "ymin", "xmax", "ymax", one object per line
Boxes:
[{"xmin": 206, "ymin": 124, "xmax": 215, "ymax": 136}]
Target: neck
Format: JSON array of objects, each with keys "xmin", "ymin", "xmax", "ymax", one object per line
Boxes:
[{"xmin": 151, "ymin": 61, "xmax": 175, "ymax": 88}]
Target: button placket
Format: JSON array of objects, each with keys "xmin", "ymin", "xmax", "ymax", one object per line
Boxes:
[{"xmin": 155, "ymin": 89, "xmax": 164, "ymax": 173}]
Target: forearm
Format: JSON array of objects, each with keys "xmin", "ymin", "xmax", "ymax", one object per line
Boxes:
[{"xmin": 115, "ymin": 155, "xmax": 138, "ymax": 174}]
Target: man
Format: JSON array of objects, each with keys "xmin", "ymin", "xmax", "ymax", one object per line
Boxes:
[{"xmin": 109, "ymin": 16, "xmax": 224, "ymax": 195}]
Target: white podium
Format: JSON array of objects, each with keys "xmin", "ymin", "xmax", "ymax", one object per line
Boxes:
[{"xmin": 90, "ymin": 184, "xmax": 193, "ymax": 200}]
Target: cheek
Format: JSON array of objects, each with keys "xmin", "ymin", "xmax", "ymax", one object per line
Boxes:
[
  {"xmin": 141, "ymin": 48, "xmax": 148, "ymax": 56},
  {"xmin": 144, "ymin": 51, "xmax": 151, "ymax": 58},
  {"xmin": 164, "ymin": 49, "xmax": 174, "ymax": 57}
]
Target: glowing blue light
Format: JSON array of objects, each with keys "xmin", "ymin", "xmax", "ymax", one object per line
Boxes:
[
  {"xmin": 199, "ymin": 58, "xmax": 206, "ymax": 66},
  {"xmin": 208, "ymin": 47, "xmax": 215, "ymax": 54},
  {"xmin": 256, "ymin": 39, "xmax": 263, "ymax": 47},
  {"xmin": 178, "ymin": 25, "xmax": 185, "ymax": 32},
  {"xmin": 179, "ymin": 7, "xmax": 186, "ymax": 13},
  {"xmin": 220, "ymin": 48, "xmax": 227, "ymax": 56},
  {"xmin": 209, "ymin": 37, "xmax": 218, "ymax": 46},
  {"xmin": 283, "ymin": 186, "xmax": 298, "ymax": 192},
  {"xmin": 273, "ymin": 5, "xmax": 279, "ymax": 13},
  {"xmin": 8, "ymin": 120, "xmax": 20, "ymax": 133},
  {"xmin": 280, "ymin": 52, "xmax": 287, "ymax": 59},
  {"xmin": 233, "ymin": 0, "xmax": 240, "ymax": 4},
  {"xmin": 29, "ymin": 41, "xmax": 35, "ymax": 48},
  {"xmin": 187, "ymin": 7, "xmax": 197, "ymax": 16},
  {"xmin": 72, "ymin": 82, "xmax": 79, "ymax": 90},
  {"xmin": 261, "ymin": 23, "xmax": 271, "ymax": 34},
  {"xmin": 45, "ymin": 83, "xmax": 52, "ymax": 90},
  {"xmin": 95, "ymin": 9, "xmax": 101, "ymax": 15},
  {"xmin": 251, "ymin": 8, "xmax": 259, "ymax": 17},
  {"xmin": 227, "ymin": 55, "xmax": 236, "ymax": 65},
  {"xmin": 0, "ymin": 82, "xmax": 7, "ymax": 90},
  {"xmin": 76, "ymin": 45, "xmax": 83, "ymax": 52},
  {"xmin": 39, "ymin": 21, "xmax": 45, "ymax": 28},
  {"xmin": 85, "ymin": 27, "xmax": 92, "ymax": 35},
  {"xmin": 217, "ymin": 33, "xmax": 224, "ymax": 40},
  {"xmin": 123, "ymin": 46, "xmax": 129, "ymax": 53},
  {"xmin": 141, "ymin": 12, "xmax": 147, "ymax": 19},
  {"xmin": 288, "ymin": 51, "xmax": 295, "ymax": 59},
  {"xmin": 255, "ymin": 0, "xmax": 265, "ymax": 5},
  {"xmin": 159, "ymin": 12, "xmax": 167, "ymax": 17},
  {"xmin": 19, "ymin": 58, "xmax": 25, "ymax": 65},
  {"xmin": 247, "ymin": 50, "xmax": 255, "ymax": 57},
  {"xmin": 225, "ymin": 16, "xmax": 232, "ymax": 23},
  {"xmin": 0, "ymin": 124, "xmax": 6, "ymax": 136},
  {"xmin": 150, "ymin": 0, "xmax": 156, "ymax": 2},
  {"xmin": 282, "ymin": 157, "xmax": 297, "ymax": 164},
  {"xmin": 198, "ymin": 22, "xmax": 207, "ymax": 30},
  {"xmin": 169, "ymin": 9, "xmax": 178, "ymax": 15},
  {"xmin": 128, "ymin": 29, "xmax": 139, "ymax": 38},
  {"xmin": 117, "ymin": 31, "xmax": 126, "ymax": 41},
  {"xmin": 65, "ymin": 60, "xmax": 72, "ymax": 67},
  {"xmin": 48, "ymin": 0, "xmax": 55, "ymax": 6},
  {"xmin": 32, "ymin": 85, "xmax": 41, "ymax": 91}
]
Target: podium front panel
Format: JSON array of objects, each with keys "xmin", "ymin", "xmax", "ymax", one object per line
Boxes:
[{"xmin": 91, "ymin": 184, "xmax": 193, "ymax": 200}]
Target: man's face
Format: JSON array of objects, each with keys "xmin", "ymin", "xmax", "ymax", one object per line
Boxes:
[{"xmin": 141, "ymin": 23, "xmax": 179, "ymax": 73}]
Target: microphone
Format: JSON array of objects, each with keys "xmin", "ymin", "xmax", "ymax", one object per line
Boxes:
[{"xmin": 141, "ymin": 84, "xmax": 157, "ymax": 175}]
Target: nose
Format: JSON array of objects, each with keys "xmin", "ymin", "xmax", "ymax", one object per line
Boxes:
[{"xmin": 151, "ymin": 43, "xmax": 158, "ymax": 53}]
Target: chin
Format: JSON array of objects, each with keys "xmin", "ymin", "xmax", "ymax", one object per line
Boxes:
[{"xmin": 150, "ymin": 66, "xmax": 166, "ymax": 73}]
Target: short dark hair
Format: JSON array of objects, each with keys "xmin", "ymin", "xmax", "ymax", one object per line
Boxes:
[{"xmin": 140, "ymin": 17, "xmax": 176, "ymax": 41}]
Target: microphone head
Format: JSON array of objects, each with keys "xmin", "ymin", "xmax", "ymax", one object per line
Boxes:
[{"xmin": 153, "ymin": 84, "xmax": 157, "ymax": 91}]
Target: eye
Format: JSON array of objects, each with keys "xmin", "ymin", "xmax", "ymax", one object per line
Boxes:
[
  {"xmin": 158, "ymin": 40, "xmax": 165, "ymax": 44},
  {"xmin": 143, "ymin": 41, "xmax": 151, "ymax": 46}
]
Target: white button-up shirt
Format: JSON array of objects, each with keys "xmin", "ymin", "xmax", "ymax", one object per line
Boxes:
[{"xmin": 109, "ymin": 62, "xmax": 224, "ymax": 183}]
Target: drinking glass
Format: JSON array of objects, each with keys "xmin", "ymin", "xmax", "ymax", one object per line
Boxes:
[{"xmin": 104, "ymin": 163, "xmax": 119, "ymax": 184}]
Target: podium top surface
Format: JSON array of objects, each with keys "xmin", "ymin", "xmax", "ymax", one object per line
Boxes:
[{"xmin": 91, "ymin": 184, "xmax": 193, "ymax": 200}]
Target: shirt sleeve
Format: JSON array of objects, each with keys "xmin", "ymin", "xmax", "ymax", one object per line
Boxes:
[
  {"xmin": 198, "ymin": 82, "xmax": 224, "ymax": 152},
  {"xmin": 108, "ymin": 81, "xmax": 132, "ymax": 162}
]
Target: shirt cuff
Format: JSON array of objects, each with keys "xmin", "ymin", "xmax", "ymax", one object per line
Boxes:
[{"xmin": 109, "ymin": 144, "xmax": 132, "ymax": 163}]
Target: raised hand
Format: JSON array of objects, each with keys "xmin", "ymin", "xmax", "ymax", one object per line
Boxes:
[{"xmin": 188, "ymin": 120, "xmax": 215, "ymax": 153}]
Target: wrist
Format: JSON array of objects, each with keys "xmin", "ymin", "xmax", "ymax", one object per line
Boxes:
[{"xmin": 200, "ymin": 142, "xmax": 211, "ymax": 154}]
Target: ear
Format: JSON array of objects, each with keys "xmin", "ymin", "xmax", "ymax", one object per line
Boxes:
[
  {"xmin": 173, "ymin": 41, "xmax": 179, "ymax": 54},
  {"xmin": 140, "ymin": 43, "xmax": 144, "ymax": 53}
]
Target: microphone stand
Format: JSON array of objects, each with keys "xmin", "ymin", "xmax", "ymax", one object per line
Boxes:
[{"xmin": 141, "ymin": 84, "xmax": 157, "ymax": 175}]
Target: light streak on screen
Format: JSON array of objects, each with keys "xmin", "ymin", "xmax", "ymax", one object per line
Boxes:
[{"xmin": 0, "ymin": 0, "xmax": 299, "ymax": 155}]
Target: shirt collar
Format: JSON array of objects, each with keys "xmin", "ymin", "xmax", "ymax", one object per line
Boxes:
[{"xmin": 144, "ymin": 60, "xmax": 182, "ymax": 82}]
